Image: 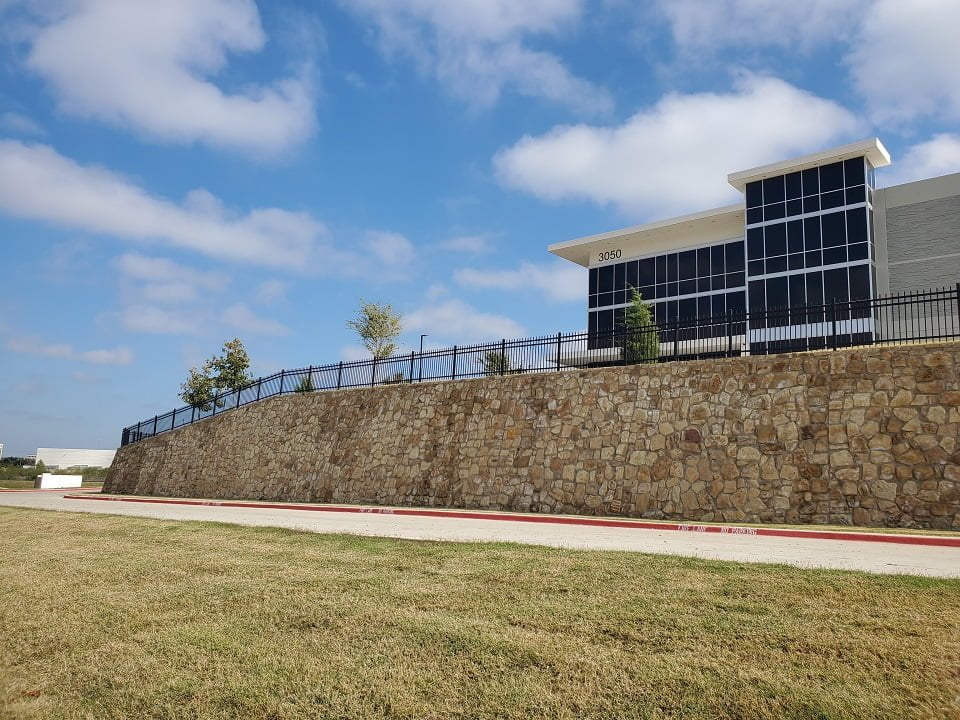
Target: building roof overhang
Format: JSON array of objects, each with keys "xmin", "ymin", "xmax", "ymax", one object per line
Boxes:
[
  {"xmin": 548, "ymin": 204, "xmax": 744, "ymax": 268},
  {"xmin": 727, "ymin": 138, "xmax": 892, "ymax": 192}
]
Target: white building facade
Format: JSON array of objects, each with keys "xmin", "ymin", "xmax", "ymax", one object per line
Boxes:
[{"xmin": 36, "ymin": 448, "xmax": 116, "ymax": 469}]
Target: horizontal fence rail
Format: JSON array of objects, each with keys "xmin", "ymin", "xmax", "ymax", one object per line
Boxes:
[{"xmin": 121, "ymin": 284, "xmax": 960, "ymax": 446}]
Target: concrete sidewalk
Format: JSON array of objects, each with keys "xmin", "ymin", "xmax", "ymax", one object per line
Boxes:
[{"xmin": 1, "ymin": 490, "xmax": 958, "ymax": 578}]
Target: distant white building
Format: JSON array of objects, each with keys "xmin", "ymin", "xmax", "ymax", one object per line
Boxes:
[{"xmin": 36, "ymin": 448, "xmax": 116, "ymax": 469}]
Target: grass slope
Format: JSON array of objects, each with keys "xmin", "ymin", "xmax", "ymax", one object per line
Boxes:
[{"xmin": 1, "ymin": 507, "xmax": 958, "ymax": 720}]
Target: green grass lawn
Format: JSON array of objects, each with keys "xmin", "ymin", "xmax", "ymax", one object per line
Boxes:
[{"xmin": 1, "ymin": 508, "xmax": 958, "ymax": 720}]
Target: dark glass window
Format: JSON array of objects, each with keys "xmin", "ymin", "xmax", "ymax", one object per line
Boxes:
[
  {"xmin": 698, "ymin": 296, "xmax": 711, "ymax": 318},
  {"xmin": 849, "ymin": 264, "xmax": 870, "ymax": 300},
  {"xmin": 789, "ymin": 274, "xmax": 806, "ymax": 324},
  {"xmin": 728, "ymin": 291, "xmax": 746, "ymax": 314},
  {"xmin": 821, "ymin": 212, "xmax": 845, "ymax": 247},
  {"xmin": 766, "ymin": 255, "xmax": 787, "ymax": 274},
  {"xmin": 679, "ymin": 250, "xmax": 696, "ymax": 280},
  {"xmin": 823, "ymin": 246, "xmax": 846, "ymax": 266},
  {"xmin": 820, "ymin": 162, "xmax": 844, "ymax": 192},
  {"xmin": 803, "ymin": 195, "xmax": 820, "ymax": 213},
  {"xmin": 765, "ymin": 223, "xmax": 787, "ymax": 256},
  {"xmin": 655, "ymin": 284, "xmax": 667, "ymax": 299},
  {"xmin": 749, "ymin": 280, "xmax": 766, "ymax": 312},
  {"xmin": 767, "ymin": 276, "xmax": 788, "ymax": 309},
  {"xmin": 589, "ymin": 311, "xmax": 598, "ymax": 335},
  {"xmin": 787, "ymin": 220, "xmax": 804, "ymax": 254},
  {"xmin": 804, "ymin": 217, "xmax": 821, "ymax": 250},
  {"xmin": 667, "ymin": 254, "xmax": 678, "ymax": 281},
  {"xmin": 802, "ymin": 167, "xmax": 819, "ymax": 196},
  {"xmin": 726, "ymin": 242, "xmax": 745, "ymax": 272},
  {"xmin": 711, "ymin": 244, "xmax": 725, "ymax": 275},
  {"xmin": 844, "ymin": 158, "xmax": 865, "ymax": 186},
  {"xmin": 749, "ymin": 260, "xmax": 764, "ymax": 276},
  {"xmin": 764, "ymin": 202, "xmax": 786, "ymax": 221},
  {"xmin": 746, "ymin": 181, "xmax": 763, "ymax": 208},
  {"xmin": 747, "ymin": 207, "xmax": 763, "ymax": 225},
  {"xmin": 805, "ymin": 250, "xmax": 822, "ymax": 268},
  {"xmin": 640, "ymin": 285, "xmax": 654, "ymax": 300},
  {"xmin": 697, "ymin": 277, "xmax": 711, "ymax": 293},
  {"xmin": 614, "ymin": 262, "xmax": 625, "ymax": 291},
  {"xmin": 824, "ymin": 267, "xmax": 849, "ymax": 303},
  {"xmin": 679, "ymin": 280, "xmax": 696, "ymax": 296},
  {"xmin": 655, "ymin": 303, "xmax": 666, "ymax": 326},
  {"xmin": 763, "ymin": 175, "xmax": 785, "ymax": 204},
  {"xmin": 600, "ymin": 291, "xmax": 614, "ymax": 307},
  {"xmin": 789, "ymin": 254, "xmax": 805, "ymax": 270},
  {"xmin": 846, "ymin": 207, "xmax": 867, "ymax": 244},
  {"xmin": 669, "ymin": 281, "xmax": 679, "ymax": 297},
  {"xmin": 656, "ymin": 255, "xmax": 666, "ymax": 283},
  {"xmin": 848, "ymin": 243, "xmax": 869, "ymax": 261},
  {"xmin": 820, "ymin": 189, "xmax": 845, "ymax": 210},
  {"xmin": 785, "ymin": 171, "xmax": 802, "ymax": 200},
  {"xmin": 711, "ymin": 275, "xmax": 726, "ymax": 291},
  {"xmin": 597, "ymin": 309, "xmax": 613, "ymax": 333},
  {"xmin": 747, "ymin": 228, "xmax": 765, "ymax": 259},
  {"xmin": 845, "ymin": 185, "xmax": 865, "ymax": 205},
  {"xmin": 598, "ymin": 264, "xmax": 613, "ymax": 293},
  {"xmin": 589, "ymin": 294, "xmax": 598, "ymax": 309},
  {"xmin": 806, "ymin": 271, "xmax": 824, "ymax": 322},
  {"xmin": 786, "ymin": 199, "xmax": 803, "ymax": 217},
  {"xmin": 697, "ymin": 248, "xmax": 710, "ymax": 278},
  {"xmin": 679, "ymin": 298, "xmax": 696, "ymax": 320},
  {"xmin": 727, "ymin": 271, "xmax": 745, "ymax": 288},
  {"xmin": 589, "ymin": 267, "xmax": 598, "ymax": 295},
  {"xmin": 711, "ymin": 293, "xmax": 726, "ymax": 317},
  {"xmin": 639, "ymin": 258, "xmax": 655, "ymax": 286},
  {"xmin": 627, "ymin": 260, "xmax": 639, "ymax": 290},
  {"xmin": 614, "ymin": 307, "xmax": 625, "ymax": 330}
]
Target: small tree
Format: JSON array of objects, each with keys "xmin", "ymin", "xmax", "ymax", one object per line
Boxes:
[
  {"xmin": 623, "ymin": 287, "xmax": 660, "ymax": 363},
  {"xmin": 181, "ymin": 365, "xmax": 216, "ymax": 411},
  {"xmin": 179, "ymin": 339, "xmax": 253, "ymax": 409},
  {"xmin": 347, "ymin": 300, "xmax": 403, "ymax": 359},
  {"xmin": 479, "ymin": 350, "xmax": 511, "ymax": 377}
]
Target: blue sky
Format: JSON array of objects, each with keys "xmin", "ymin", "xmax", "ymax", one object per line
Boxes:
[{"xmin": 1, "ymin": 0, "xmax": 959, "ymax": 456}]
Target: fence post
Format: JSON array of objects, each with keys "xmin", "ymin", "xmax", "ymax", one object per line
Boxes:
[
  {"xmin": 408, "ymin": 351, "xmax": 415, "ymax": 383},
  {"xmin": 500, "ymin": 339, "xmax": 506, "ymax": 376},
  {"xmin": 417, "ymin": 350, "xmax": 423, "ymax": 383},
  {"xmin": 121, "ymin": 428, "xmax": 129, "ymax": 447},
  {"xmin": 556, "ymin": 332, "xmax": 562, "ymax": 370},
  {"xmin": 727, "ymin": 313, "xmax": 733, "ymax": 357},
  {"xmin": 256, "ymin": 378, "xmax": 262, "ymax": 401},
  {"xmin": 236, "ymin": 387, "xmax": 241, "ymax": 408},
  {"xmin": 211, "ymin": 395, "xmax": 217, "ymax": 416},
  {"xmin": 307, "ymin": 366, "xmax": 313, "ymax": 392},
  {"xmin": 152, "ymin": 415, "xmax": 158, "ymax": 437},
  {"xmin": 672, "ymin": 322, "xmax": 679, "ymax": 360},
  {"xmin": 955, "ymin": 283, "xmax": 960, "ymax": 330},
  {"xmin": 135, "ymin": 421, "xmax": 141, "ymax": 442},
  {"xmin": 191, "ymin": 405, "xmax": 196, "ymax": 423},
  {"xmin": 279, "ymin": 370, "xmax": 285, "ymax": 393},
  {"xmin": 337, "ymin": 361, "xmax": 343, "ymax": 390},
  {"xmin": 451, "ymin": 346, "xmax": 458, "ymax": 379},
  {"xmin": 831, "ymin": 298, "xmax": 838, "ymax": 350},
  {"xmin": 371, "ymin": 358, "xmax": 377, "ymax": 387}
]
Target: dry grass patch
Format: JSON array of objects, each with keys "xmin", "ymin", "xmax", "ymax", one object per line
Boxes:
[{"xmin": 1, "ymin": 507, "xmax": 958, "ymax": 720}]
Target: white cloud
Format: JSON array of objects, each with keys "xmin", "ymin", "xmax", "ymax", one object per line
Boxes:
[
  {"xmin": 455, "ymin": 262, "xmax": 584, "ymax": 302},
  {"xmin": 254, "ymin": 279, "xmax": 288, "ymax": 305},
  {"xmin": 363, "ymin": 230, "xmax": 416, "ymax": 269},
  {"xmin": 6, "ymin": 335, "xmax": 133, "ymax": 365},
  {"xmin": 494, "ymin": 75, "xmax": 861, "ymax": 219},
  {"xmin": 0, "ymin": 111, "xmax": 43, "ymax": 135},
  {"xmin": 659, "ymin": 0, "xmax": 868, "ymax": 51},
  {"xmin": 881, "ymin": 134, "xmax": 960, "ymax": 187},
  {"xmin": 79, "ymin": 347, "xmax": 134, "ymax": 366},
  {"xmin": 0, "ymin": 141, "xmax": 324, "ymax": 268},
  {"xmin": 440, "ymin": 235, "xmax": 492, "ymax": 254},
  {"xmin": 116, "ymin": 253, "xmax": 228, "ymax": 304},
  {"xmin": 21, "ymin": 0, "xmax": 315, "ymax": 156},
  {"xmin": 6, "ymin": 336, "xmax": 72, "ymax": 358},
  {"xmin": 222, "ymin": 303, "xmax": 291, "ymax": 336},
  {"xmin": 848, "ymin": 0, "xmax": 960, "ymax": 124},
  {"xmin": 405, "ymin": 298, "xmax": 525, "ymax": 342},
  {"xmin": 119, "ymin": 305, "xmax": 200, "ymax": 335},
  {"xmin": 340, "ymin": 0, "xmax": 610, "ymax": 113}
]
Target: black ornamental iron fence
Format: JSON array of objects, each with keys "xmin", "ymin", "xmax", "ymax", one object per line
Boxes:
[{"xmin": 120, "ymin": 284, "xmax": 960, "ymax": 446}]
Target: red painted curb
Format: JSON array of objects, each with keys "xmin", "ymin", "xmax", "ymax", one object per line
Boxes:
[
  {"xmin": 0, "ymin": 487, "xmax": 101, "ymax": 493},
  {"xmin": 63, "ymin": 493, "xmax": 960, "ymax": 549}
]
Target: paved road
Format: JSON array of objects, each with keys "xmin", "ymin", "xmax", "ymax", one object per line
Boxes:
[{"xmin": 1, "ymin": 490, "xmax": 958, "ymax": 578}]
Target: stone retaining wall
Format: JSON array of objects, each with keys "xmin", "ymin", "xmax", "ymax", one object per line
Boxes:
[{"xmin": 105, "ymin": 343, "xmax": 960, "ymax": 529}]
